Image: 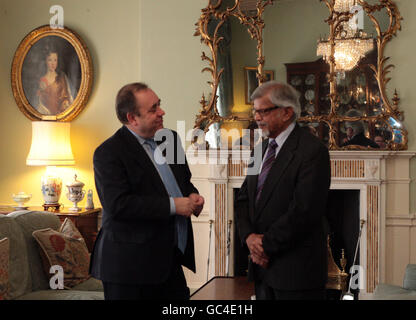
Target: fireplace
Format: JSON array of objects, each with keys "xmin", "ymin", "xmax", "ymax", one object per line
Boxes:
[
  {"xmin": 233, "ymin": 188, "xmax": 249, "ymax": 277},
  {"xmin": 327, "ymin": 190, "xmax": 360, "ymax": 277},
  {"xmin": 231, "ymin": 187, "xmax": 361, "ymax": 296},
  {"xmin": 185, "ymin": 149, "xmax": 416, "ymax": 298}
]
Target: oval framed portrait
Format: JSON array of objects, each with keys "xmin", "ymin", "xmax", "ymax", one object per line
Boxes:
[{"xmin": 11, "ymin": 25, "xmax": 93, "ymax": 121}]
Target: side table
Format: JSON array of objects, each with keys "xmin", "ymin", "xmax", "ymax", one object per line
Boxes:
[{"xmin": 0, "ymin": 206, "xmax": 100, "ymax": 252}]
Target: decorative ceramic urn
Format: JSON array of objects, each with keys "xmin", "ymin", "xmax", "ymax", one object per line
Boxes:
[
  {"xmin": 66, "ymin": 174, "xmax": 85, "ymax": 212},
  {"xmin": 12, "ymin": 191, "xmax": 32, "ymax": 209},
  {"xmin": 41, "ymin": 175, "xmax": 62, "ymax": 204}
]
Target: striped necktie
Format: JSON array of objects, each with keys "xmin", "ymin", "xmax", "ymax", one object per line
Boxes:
[
  {"xmin": 144, "ymin": 139, "xmax": 188, "ymax": 254},
  {"xmin": 256, "ymin": 139, "xmax": 278, "ymax": 204}
]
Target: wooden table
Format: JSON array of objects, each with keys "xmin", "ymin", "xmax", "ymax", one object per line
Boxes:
[
  {"xmin": 191, "ymin": 277, "xmax": 254, "ymax": 300},
  {"xmin": 0, "ymin": 205, "xmax": 100, "ymax": 252}
]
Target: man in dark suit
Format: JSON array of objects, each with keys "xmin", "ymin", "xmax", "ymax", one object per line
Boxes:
[
  {"xmin": 235, "ymin": 81, "xmax": 331, "ymax": 300},
  {"xmin": 341, "ymin": 109, "xmax": 379, "ymax": 148},
  {"xmin": 90, "ymin": 82, "xmax": 204, "ymax": 300}
]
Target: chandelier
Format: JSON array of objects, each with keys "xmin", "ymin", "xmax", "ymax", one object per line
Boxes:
[{"xmin": 317, "ymin": 0, "xmax": 374, "ymax": 71}]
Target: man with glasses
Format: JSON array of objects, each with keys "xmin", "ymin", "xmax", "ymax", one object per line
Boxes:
[{"xmin": 235, "ymin": 81, "xmax": 331, "ymax": 300}]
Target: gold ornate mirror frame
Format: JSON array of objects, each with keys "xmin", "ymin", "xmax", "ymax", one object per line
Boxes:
[
  {"xmin": 194, "ymin": 0, "xmax": 407, "ymax": 150},
  {"xmin": 194, "ymin": 0, "xmax": 273, "ymax": 131}
]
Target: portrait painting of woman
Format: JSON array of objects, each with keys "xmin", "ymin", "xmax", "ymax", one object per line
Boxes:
[
  {"xmin": 12, "ymin": 25, "xmax": 93, "ymax": 121},
  {"xmin": 21, "ymin": 35, "xmax": 81, "ymax": 116},
  {"xmin": 37, "ymin": 49, "xmax": 74, "ymax": 115}
]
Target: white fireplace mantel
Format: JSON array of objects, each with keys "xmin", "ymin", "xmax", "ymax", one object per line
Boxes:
[{"xmin": 185, "ymin": 149, "xmax": 416, "ymax": 297}]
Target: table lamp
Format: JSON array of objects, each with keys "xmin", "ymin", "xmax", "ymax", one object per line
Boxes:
[{"xmin": 26, "ymin": 121, "xmax": 75, "ymax": 211}]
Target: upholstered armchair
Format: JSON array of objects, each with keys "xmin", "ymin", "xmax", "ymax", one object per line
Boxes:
[{"xmin": 373, "ymin": 265, "xmax": 416, "ymax": 300}]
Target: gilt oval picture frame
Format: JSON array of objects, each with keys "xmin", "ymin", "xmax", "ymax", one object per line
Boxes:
[{"xmin": 11, "ymin": 25, "xmax": 93, "ymax": 121}]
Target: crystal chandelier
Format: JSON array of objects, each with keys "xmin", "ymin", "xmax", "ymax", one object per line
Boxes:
[{"xmin": 317, "ymin": 0, "xmax": 374, "ymax": 71}]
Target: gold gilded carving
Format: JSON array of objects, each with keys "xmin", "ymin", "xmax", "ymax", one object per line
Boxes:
[
  {"xmin": 315, "ymin": 0, "xmax": 407, "ymax": 150},
  {"xmin": 195, "ymin": 0, "xmax": 407, "ymax": 150},
  {"xmin": 194, "ymin": 0, "xmax": 273, "ymax": 132}
]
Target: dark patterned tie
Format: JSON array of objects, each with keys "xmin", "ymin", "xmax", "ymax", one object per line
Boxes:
[{"xmin": 256, "ymin": 140, "xmax": 278, "ymax": 204}]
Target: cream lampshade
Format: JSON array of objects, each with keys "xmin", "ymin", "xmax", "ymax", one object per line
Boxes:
[{"xmin": 26, "ymin": 121, "xmax": 75, "ymax": 211}]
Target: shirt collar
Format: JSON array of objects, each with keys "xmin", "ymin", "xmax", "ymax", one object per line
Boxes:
[
  {"xmin": 269, "ymin": 121, "xmax": 295, "ymax": 148},
  {"xmin": 126, "ymin": 126, "xmax": 151, "ymax": 146}
]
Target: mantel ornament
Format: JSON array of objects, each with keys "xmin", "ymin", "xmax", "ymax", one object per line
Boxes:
[{"xmin": 194, "ymin": 0, "xmax": 407, "ymax": 150}]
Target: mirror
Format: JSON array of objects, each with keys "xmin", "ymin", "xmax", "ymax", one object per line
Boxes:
[{"xmin": 194, "ymin": 0, "xmax": 407, "ymax": 150}]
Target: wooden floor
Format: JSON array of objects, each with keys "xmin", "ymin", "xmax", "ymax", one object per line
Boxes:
[{"xmin": 190, "ymin": 276, "xmax": 254, "ymax": 300}]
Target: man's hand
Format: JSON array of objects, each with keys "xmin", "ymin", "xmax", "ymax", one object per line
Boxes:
[
  {"xmin": 246, "ymin": 233, "xmax": 269, "ymax": 268},
  {"xmin": 174, "ymin": 197, "xmax": 195, "ymax": 217},
  {"xmin": 250, "ymin": 252, "xmax": 269, "ymax": 269},
  {"xmin": 246, "ymin": 233, "xmax": 266, "ymax": 258},
  {"xmin": 189, "ymin": 193, "xmax": 204, "ymax": 217}
]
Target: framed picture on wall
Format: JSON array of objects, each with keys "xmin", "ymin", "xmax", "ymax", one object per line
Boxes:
[
  {"xmin": 11, "ymin": 25, "xmax": 93, "ymax": 121},
  {"xmin": 244, "ymin": 67, "xmax": 274, "ymax": 105}
]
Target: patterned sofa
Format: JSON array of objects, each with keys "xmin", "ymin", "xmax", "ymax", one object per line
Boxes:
[{"xmin": 0, "ymin": 210, "xmax": 104, "ymax": 300}]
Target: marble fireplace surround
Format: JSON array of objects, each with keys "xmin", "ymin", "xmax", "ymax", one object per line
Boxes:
[{"xmin": 185, "ymin": 150, "xmax": 416, "ymax": 298}]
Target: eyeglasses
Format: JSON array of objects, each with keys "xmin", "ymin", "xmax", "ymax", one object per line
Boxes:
[{"xmin": 252, "ymin": 105, "xmax": 280, "ymax": 117}]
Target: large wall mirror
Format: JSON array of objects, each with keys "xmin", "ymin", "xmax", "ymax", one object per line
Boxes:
[{"xmin": 194, "ymin": 0, "xmax": 407, "ymax": 150}]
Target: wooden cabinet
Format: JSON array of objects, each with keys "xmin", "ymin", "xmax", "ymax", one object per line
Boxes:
[
  {"xmin": 0, "ymin": 206, "xmax": 100, "ymax": 252},
  {"xmin": 285, "ymin": 58, "xmax": 330, "ymax": 144},
  {"xmin": 285, "ymin": 58, "xmax": 330, "ymax": 119}
]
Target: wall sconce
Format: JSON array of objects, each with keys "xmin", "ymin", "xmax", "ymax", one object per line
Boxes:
[{"xmin": 26, "ymin": 121, "xmax": 75, "ymax": 211}]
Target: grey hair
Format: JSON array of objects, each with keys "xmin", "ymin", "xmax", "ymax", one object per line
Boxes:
[
  {"xmin": 344, "ymin": 109, "xmax": 364, "ymax": 134},
  {"xmin": 250, "ymin": 81, "xmax": 301, "ymax": 120}
]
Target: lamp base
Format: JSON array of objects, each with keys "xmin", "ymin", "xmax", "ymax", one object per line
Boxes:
[{"xmin": 42, "ymin": 203, "xmax": 61, "ymax": 212}]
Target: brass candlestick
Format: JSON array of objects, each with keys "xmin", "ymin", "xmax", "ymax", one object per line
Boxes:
[{"xmin": 340, "ymin": 249, "xmax": 347, "ymax": 274}]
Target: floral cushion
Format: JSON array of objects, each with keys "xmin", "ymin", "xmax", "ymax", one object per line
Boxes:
[
  {"xmin": 59, "ymin": 218, "xmax": 84, "ymax": 242},
  {"xmin": 0, "ymin": 238, "xmax": 10, "ymax": 300},
  {"xmin": 32, "ymin": 219, "xmax": 90, "ymax": 288}
]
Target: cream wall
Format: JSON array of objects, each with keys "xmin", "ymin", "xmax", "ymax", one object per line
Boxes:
[
  {"xmin": 389, "ymin": 0, "xmax": 416, "ymax": 214},
  {"xmin": 0, "ymin": 0, "xmax": 415, "ymax": 290}
]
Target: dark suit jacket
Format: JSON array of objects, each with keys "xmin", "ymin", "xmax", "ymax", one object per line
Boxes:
[
  {"xmin": 235, "ymin": 124, "xmax": 331, "ymax": 291},
  {"xmin": 341, "ymin": 132, "xmax": 380, "ymax": 148},
  {"xmin": 90, "ymin": 126, "xmax": 198, "ymax": 285}
]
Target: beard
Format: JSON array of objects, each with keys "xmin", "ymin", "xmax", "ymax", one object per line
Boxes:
[
  {"xmin": 260, "ymin": 129, "xmax": 269, "ymax": 138},
  {"xmin": 257, "ymin": 122, "xmax": 270, "ymax": 138}
]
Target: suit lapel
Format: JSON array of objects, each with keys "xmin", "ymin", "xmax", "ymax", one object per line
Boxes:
[
  {"xmin": 118, "ymin": 126, "xmax": 168, "ymax": 196},
  {"xmin": 255, "ymin": 125, "xmax": 300, "ymax": 215}
]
